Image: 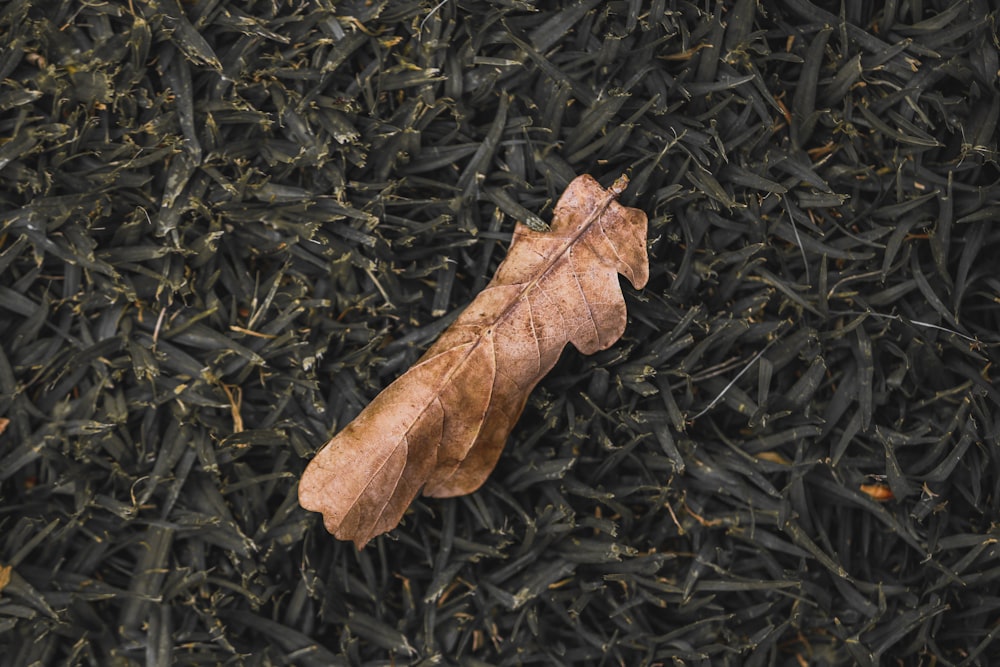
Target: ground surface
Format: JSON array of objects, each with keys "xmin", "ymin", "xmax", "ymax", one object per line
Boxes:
[{"xmin": 2, "ymin": 0, "xmax": 1000, "ymax": 665}]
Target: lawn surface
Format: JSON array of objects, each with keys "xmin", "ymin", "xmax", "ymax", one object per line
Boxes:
[{"xmin": 2, "ymin": 1, "xmax": 1000, "ymax": 665}]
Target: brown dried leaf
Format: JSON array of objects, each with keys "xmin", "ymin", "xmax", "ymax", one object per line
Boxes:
[{"xmin": 299, "ymin": 174, "xmax": 649, "ymax": 547}]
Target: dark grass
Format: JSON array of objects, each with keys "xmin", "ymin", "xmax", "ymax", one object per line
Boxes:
[{"xmin": 1, "ymin": 0, "xmax": 1000, "ymax": 665}]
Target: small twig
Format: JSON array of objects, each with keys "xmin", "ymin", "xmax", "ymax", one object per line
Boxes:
[
  {"xmin": 230, "ymin": 325, "xmax": 278, "ymax": 339},
  {"xmin": 364, "ymin": 266, "xmax": 394, "ymax": 307},
  {"xmin": 834, "ymin": 309, "xmax": 982, "ymax": 344},
  {"xmin": 152, "ymin": 306, "xmax": 168, "ymax": 348},
  {"xmin": 687, "ymin": 327, "xmax": 787, "ymax": 423},
  {"xmin": 221, "ymin": 384, "xmax": 244, "ymax": 433},
  {"xmin": 419, "ymin": 0, "xmax": 450, "ymax": 36},
  {"xmin": 782, "ymin": 195, "xmax": 810, "ymax": 285}
]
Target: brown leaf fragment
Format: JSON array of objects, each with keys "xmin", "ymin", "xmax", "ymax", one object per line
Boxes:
[
  {"xmin": 860, "ymin": 483, "xmax": 894, "ymax": 502},
  {"xmin": 299, "ymin": 174, "xmax": 649, "ymax": 547}
]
